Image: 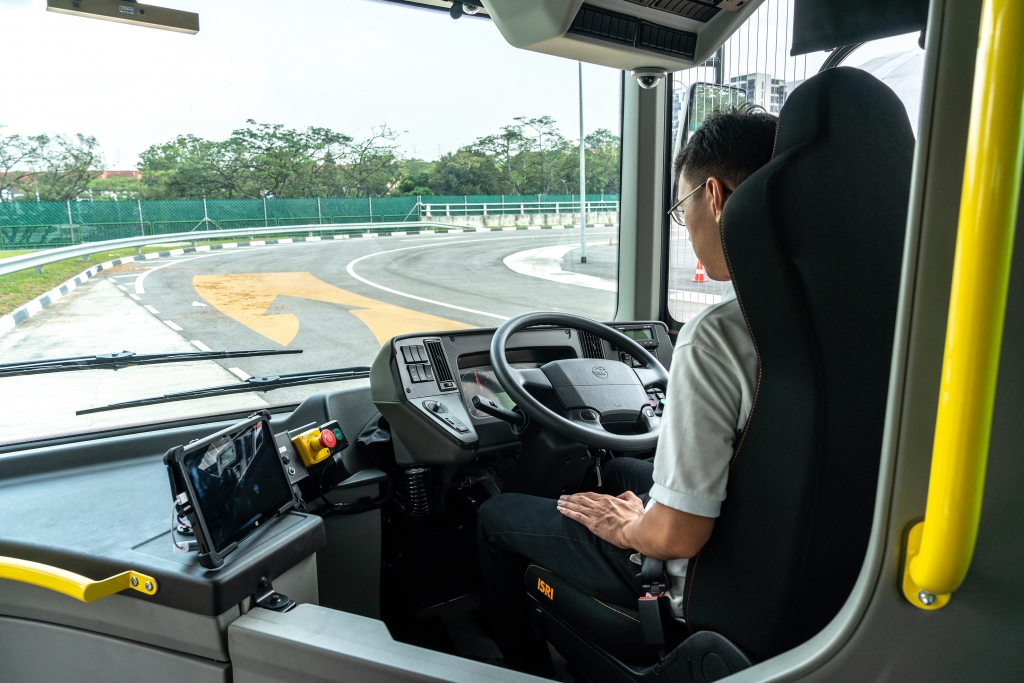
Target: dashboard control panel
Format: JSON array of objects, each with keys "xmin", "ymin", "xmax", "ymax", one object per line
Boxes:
[{"xmin": 373, "ymin": 322, "xmax": 674, "ymax": 465}]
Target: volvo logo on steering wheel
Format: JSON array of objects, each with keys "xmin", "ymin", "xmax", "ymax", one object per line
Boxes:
[{"xmin": 592, "ymin": 366, "xmax": 609, "ymax": 379}]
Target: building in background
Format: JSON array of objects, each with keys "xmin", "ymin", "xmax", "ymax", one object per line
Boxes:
[{"xmin": 729, "ymin": 72, "xmax": 787, "ymax": 114}]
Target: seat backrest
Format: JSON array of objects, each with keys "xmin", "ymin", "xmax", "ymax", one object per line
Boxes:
[{"xmin": 682, "ymin": 67, "xmax": 915, "ymax": 660}]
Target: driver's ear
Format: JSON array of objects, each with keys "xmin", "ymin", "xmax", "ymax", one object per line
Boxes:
[{"xmin": 707, "ymin": 177, "xmax": 730, "ymax": 222}]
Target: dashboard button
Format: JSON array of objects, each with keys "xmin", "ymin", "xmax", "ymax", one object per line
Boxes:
[
  {"xmin": 580, "ymin": 410, "xmax": 597, "ymax": 421},
  {"xmin": 401, "ymin": 346, "xmax": 416, "ymax": 363},
  {"xmin": 643, "ymin": 407, "xmax": 656, "ymax": 418}
]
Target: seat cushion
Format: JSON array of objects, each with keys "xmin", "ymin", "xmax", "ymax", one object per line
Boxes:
[{"xmin": 524, "ymin": 564, "xmax": 659, "ymax": 664}]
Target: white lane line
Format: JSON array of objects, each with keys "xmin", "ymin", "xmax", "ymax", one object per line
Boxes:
[
  {"xmin": 192, "ymin": 301, "xmax": 207, "ymax": 307},
  {"xmin": 163, "ymin": 320, "xmax": 183, "ymax": 331},
  {"xmin": 117, "ymin": 285, "xmax": 128, "ymax": 292},
  {"xmin": 129, "ymin": 294, "xmax": 141, "ymax": 301},
  {"xmin": 344, "ymin": 233, "xmax": 586, "ymax": 321},
  {"xmin": 191, "ymin": 340, "xmax": 212, "ymax": 351},
  {"xmin": 134, "ymin": 250, "xmax": 251, "ymax": 294},
  {"xmin": 144, "ymin": 305, "xmax": 160, "ymax": 315},
  {"xmin": 228, "ymin": 367, "xmax": 251, "ymax": 381}
]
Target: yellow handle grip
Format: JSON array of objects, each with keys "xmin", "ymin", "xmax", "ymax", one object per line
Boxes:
[
  {"xmin": 0, "ymin": 556, "xmax": 158, "ymax": 603},
  {"xmin": 902, "ymin": 0, "xmax": 1024, "ymax": 610}
]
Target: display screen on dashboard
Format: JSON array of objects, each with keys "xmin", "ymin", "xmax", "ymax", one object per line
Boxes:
[
  {"xmin": 460, "ymin": 363, "xmax": 542, "ymax": 416},
  {"xmin": 621, "ymin": 327, "xmax": 653, "ymax": 341},
  {"xmin": 182, "ymin": 421, "xmax": 293, "ymax": 553}
]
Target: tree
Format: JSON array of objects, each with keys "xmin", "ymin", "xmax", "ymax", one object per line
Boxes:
[
  {"xmin": 23, "ymin": 134, "xmax": 103, "ymax": 202},
  {"xmin": 139, "ymin": 134, "xmax": 237, "ymax": 199},
  {"xmin": 427, "ymin": 151, "xmax": 502, "ymax": 195},
  {"xmin": 0, "ymin": 127, "xmax": 46, "ymax": 202}
]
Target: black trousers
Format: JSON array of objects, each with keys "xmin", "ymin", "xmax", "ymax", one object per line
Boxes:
[{"xmin": 477, "ymin": 457, "xmax": 655, "ymax": 676}]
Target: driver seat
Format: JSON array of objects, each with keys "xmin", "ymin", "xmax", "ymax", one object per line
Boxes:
[{"xmin": 525, "ymin": 67, "xmax": 915, "ymax": 682}]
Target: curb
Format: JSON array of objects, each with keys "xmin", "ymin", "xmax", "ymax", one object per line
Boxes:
[{"xmin": 0, "ymin": 223, "xmax": 607, "ymax": 335}]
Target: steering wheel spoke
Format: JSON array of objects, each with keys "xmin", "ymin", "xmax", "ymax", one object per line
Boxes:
[
  {"xmin": 633, "ymin": 366, "xmax": 668, "ymax": 390},
  {"xmin": 517, "ymin": 367, "xmax": 553, "ymax": 393}
]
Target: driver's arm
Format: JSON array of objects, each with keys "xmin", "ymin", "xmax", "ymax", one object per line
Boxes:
[
  {"xmin": 624, "ymin": 500, "xmax": 714, "ymax": 560},
  {"xmin": 557, "ymin": 492, "xmax": 713, "ymax": 560}
]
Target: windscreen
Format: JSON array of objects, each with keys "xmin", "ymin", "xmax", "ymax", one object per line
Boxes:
[
  {"xmin": 0, "ymin": 2, "xmax": 623, "ymax": 445},
  {"xmin": 183, "ymin": 421, "xmax": 292, "ymax": 553}
]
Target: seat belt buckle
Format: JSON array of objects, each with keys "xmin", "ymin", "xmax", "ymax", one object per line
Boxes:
[{"xmin": 637, "ymin": 555, "xmax": 672, "ymax": 648}]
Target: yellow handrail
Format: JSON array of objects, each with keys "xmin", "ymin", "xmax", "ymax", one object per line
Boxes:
[
  {"xmin": 902, "ymin": 0, "xmax": 1024, "ymax": 610},
  {"xmin": 0, "ymin": 556, "xmax": 158, "ymax": 603}
]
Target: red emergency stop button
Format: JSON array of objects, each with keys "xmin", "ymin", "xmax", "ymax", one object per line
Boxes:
[{"xmin": 318, "ymin": 428, "xmax": 337, "ymax": 449}]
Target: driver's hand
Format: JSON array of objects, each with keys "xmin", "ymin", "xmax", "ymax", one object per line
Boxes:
[{"xmin": 557, "ymin": 491, "xmax": 646, "ymax": 549}]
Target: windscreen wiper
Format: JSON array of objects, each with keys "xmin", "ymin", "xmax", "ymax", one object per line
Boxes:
[
  {"xmin": 76, "ymin": 366, "xmax": 371, "ymax": 415},
  {"xmin": 0, "ymin": 349, "xmax": 302, "ymax": 378}
]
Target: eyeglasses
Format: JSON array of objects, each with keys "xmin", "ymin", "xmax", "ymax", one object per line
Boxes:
[{"xmin": 667, "ymin": 180, "xmax": 732, "ymax": 227}]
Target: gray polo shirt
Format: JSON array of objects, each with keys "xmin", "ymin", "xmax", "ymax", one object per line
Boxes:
[{"xmin": 645, "ymin": 282, "xmax": 758, "ymax": 615}]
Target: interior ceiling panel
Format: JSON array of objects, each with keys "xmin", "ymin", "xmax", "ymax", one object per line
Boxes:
[{"xmin": 791, "ymin": 0, "xmax": 930, "ymax": 55}]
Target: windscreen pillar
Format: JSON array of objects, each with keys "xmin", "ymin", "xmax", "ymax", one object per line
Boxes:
[{"xmin": 616, "ymin": 71, "xmax": 668, "ymax": 322}]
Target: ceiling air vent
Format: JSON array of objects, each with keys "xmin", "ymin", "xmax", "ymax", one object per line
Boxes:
[
  {"xmin": 568, "ymin": 5, "xmax": 697, "ymax": 61},
  {"xmin": 577, "ymin": 330, "xmax": 605, "ymax": 359},
  {"xmin": 568, "ymin": 5, "xmax": 638, "ymax": 48},
  {"xmin": 424, "ymin": 339, "xmax": 457, "ymax": 391},
  {"xmin": 624, "ymin": 0, "xmax": 721, "ymax": 23}
]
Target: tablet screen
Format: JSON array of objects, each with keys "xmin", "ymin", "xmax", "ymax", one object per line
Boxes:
[{"xmin": 182, "ymin": 420, "xmax": 293, "ymax": 553}]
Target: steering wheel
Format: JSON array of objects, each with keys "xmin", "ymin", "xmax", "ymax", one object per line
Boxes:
[{"xmin": 490, "ymin": 312, "xmax": 670, "ymax": 450}]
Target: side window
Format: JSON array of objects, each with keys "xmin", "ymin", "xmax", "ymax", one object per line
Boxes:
[{"xmin": 666, "ymin": 0, "xmax": 924, "ymax": 325}]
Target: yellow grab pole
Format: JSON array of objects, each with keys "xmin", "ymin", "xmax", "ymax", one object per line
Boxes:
[
  {"xmin": 903, "ymin": 0, "xmax": 1024, "ymax": 610},
  {"xmin": 0, "ymin": 556, "xmax": 158, "ymax": 603}
]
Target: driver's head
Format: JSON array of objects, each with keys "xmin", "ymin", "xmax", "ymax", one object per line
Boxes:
[{"xmin": 673, "ymin": 104, "xmax": 778, "ymax": 281}]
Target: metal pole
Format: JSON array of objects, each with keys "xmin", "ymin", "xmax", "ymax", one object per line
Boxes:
[
  {"xmin": 138, "ymin": 199, "xmax": 144, "ymax": 236},
  {"xmin": 203, "ymin": 197, "xmax": 210, "ymax": 231},
  {"xmin": 368, "ymin": 196, "xmax": 373, "ymax": 222},
  {"xmin": 263, "ymin": 196, "xmax": 268, "ymax": 227},
  {"xmin": 317, "ymin": 197, "xmax": 322, "ymax": 225},
  {"xmin": 579, "ymin": 61, "xmax": 587, "ymax": 264}
]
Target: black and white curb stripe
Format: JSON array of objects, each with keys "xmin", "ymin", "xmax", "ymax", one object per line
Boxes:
[{"xmin": 0, "ymin": 223, "xmax": 610, "ymax": 335}]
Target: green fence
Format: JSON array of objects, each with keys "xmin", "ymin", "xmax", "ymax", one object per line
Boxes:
[{"xmin": 0, "ymin": 195, "xmax": 618, "ymax": 250}]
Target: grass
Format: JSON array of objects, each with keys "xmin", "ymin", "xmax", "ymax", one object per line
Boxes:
[{"xmin": 0, "ymin": 239, "xmax": 248, "ymax": 317}]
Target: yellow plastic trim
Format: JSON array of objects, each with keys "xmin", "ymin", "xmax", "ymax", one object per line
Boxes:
[
  {"xmin": 903, "ymin": 0, "xmax": 1024, "ymax": 610},
  {"xmin": 0, "ymin": 556, "xmax": 158, "ymax": 603}
]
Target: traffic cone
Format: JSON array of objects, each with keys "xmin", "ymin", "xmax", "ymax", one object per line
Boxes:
[{"xmin": 692, "ymin": 260, "xmax": 707, "ymax": 283}]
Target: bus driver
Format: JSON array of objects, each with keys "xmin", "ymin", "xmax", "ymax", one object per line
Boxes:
[{"xmin": 477, "ymin": 105, "xmax": 779, "ymax": 677}]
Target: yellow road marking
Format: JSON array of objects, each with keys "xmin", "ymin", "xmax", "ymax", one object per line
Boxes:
[{"xmin": 192, "ymin": 272, "xmax": 472, "ymax": 346}]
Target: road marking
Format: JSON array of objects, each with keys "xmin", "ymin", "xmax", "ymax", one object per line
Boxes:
[
  {"xmin": 134, "ymin": 250, "xmax": 252, "ymax": 294},
  {"xmin": 228, "ymin": 367, "xmax": 251, "ymax": 381},
  {"xmin": 343, "ymin": 232, "xmax": 607, "ymax": 322},
  {"xmin": 117, "ymin": 285, "xmax": 128, "ymax": 292},
  {"xmin": 144, "ymin": 305, "xmax": 160, "ymax": 315},
  {"xmin": 129, "ymin": 294, "xmax": 141, "ymax": 301},
  {"xmin": 192, "ymin": 301, "xmax": 207, "ymax": 307},
  {"xmin": 192, "ymin": 272, "xmax": 472, "ymax": 346},
  {"xmin": 191, "ymin": 340, "xmax": 212, "ymax": 351},
  {"xmin": 503, "ymin": 243, "xmax": 617, "ymax": 292},
  {"xmin": 164, "ymin": 320, "xmax": 183, "ymax": 331}
]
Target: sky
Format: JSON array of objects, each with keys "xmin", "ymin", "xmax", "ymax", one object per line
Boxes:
[
  {"xmin": 0, "ymin": 0, "xmax": 923, "ymax": 169},
  {"xmin": 0, "ymin": 0, "xmax": 623, "ymax": 168}
]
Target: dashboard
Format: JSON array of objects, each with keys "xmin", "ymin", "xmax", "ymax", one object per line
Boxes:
[{"xmin": 369, "ymin": 322, "xmax": 673, "ymax": 465}]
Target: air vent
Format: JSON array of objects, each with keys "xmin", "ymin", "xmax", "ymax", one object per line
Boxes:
[
  {"xmin": 568, "ymin": 5, "xmax": 638, "ymax": 47},
  {"xmin": 577, "ymin": 330, "xmax": 605, "ymax": 359},
  {"xmin": 568, "ymin": 5, "xmax": 697, "ymax": 60},
  {"xmin": 424, "ymin": 339, "xmax": 457, "ymax": 391},
  {"xmin": 625, "ymin": 0, "xmax": 721, "ymax": 22}
]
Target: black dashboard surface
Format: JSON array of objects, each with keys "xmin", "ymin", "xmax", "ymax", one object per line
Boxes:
[
  {"xmin": 0, "ymin": 452, "xmax": 324, "ymax": 615},
  {"xmin": 0, "ymin": 393, "xmax": 364, "ymax": 616}
]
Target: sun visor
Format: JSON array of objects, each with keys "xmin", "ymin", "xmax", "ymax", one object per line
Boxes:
[{"xmin": 791, "ymin": 0, "xmax": 929, "ymax": 55}]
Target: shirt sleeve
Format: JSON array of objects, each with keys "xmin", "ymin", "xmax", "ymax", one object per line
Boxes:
[{"xmin": 648, "ymin": 340, "xmax": 744, "ymax": 518}]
